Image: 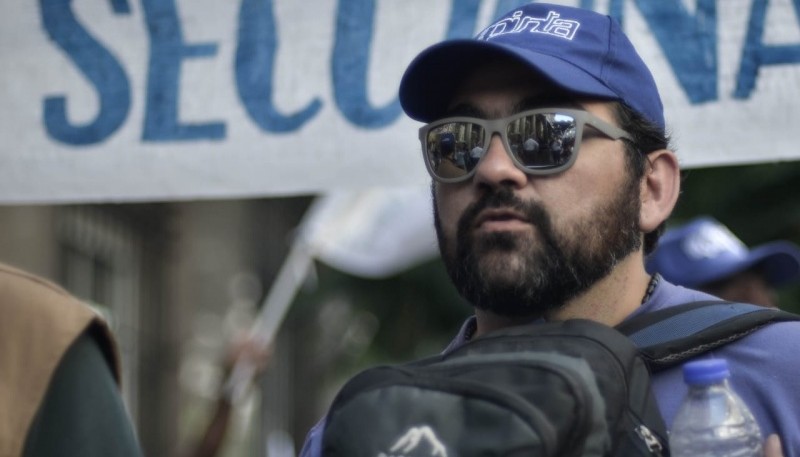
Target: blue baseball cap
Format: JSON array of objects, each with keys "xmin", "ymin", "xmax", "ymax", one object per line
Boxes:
[
  {"xmin": 646, "ymin": 217, "xmax": 800, "ymax": 288},
  {"xmin": 399, "ymin": 3, "xmax": 664, "ymax": 130}
]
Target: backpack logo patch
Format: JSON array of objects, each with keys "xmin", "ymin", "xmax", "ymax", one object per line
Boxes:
[{"xmin": 377, "ymin": 425, "xmax": 448, "ymax": 457}]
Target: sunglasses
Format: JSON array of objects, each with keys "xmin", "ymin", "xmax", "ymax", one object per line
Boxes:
[{"xmin": 419, "ymin": 108, "xmax": 633, "ymax": 183}]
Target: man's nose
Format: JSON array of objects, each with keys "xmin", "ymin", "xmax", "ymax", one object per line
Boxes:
[{"xmin": 472, "ymin": 134, "xmax": 528, "ymax": 188}]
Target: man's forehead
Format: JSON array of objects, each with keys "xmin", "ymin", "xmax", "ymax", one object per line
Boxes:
[
  {"xmin": 446, "ymin": 60, "xmax": 594, "ymax": 117},
  {"xmin": 451, "ymin": 62, "xmax": 552, "ymax": 99},
  {"xmin": 445, "ymin": 96, "xmax": 583, "ymax": 118}
]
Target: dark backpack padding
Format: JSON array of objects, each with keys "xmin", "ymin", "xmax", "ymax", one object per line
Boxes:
[
  {"xmin": 467, "ymin": 320, "xmax": 668, "ymax": 456},
  {"xmin": 617, "ymin": 301, "xmax": 800, "ymax": 371},
  {"xmin": 321, "ymin": 301, "xmax": 800, "ymax": 457},
  {"xmin": 322, "ymin": 319, "xmax": 668, "ymax": 457},
  {"xmin": 322, "ymin": 352, "xmax": 604, "ymax": 457}
]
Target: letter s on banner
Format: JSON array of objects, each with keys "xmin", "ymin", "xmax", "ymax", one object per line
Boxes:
[{"xmin": 40, "ymin": 0, "xmax": 132, "ymax": 146}]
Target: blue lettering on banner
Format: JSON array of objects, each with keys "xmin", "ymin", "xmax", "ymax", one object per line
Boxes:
[
  {"xmin": 447, "ymin": 0, "xmax": 481, "ymax": 39},
  {"xmin": 37, "ymin": 0, "xmax": 800, "ymax": 146},
  {"xmin": 493, "ymin": 0, "xmax": 530, "ymax": 22},
  {"xmin": 735, "ymin": 0, "xmax": 800, "ymax": 98},
  {"xmin": 141, "ymin": 0, "xmax": 225, "ymax": 141},
  {"xmin": 40, "ymin": 0, "xmax": 132, "ymax": 146},
  {"xmin": 332, "ymin": 0, "xmax": 400, "ymax": 128},
  {"xmin": 575, "ymin": 0, "xmax": 719, "ymax": 103},
  {"xmin": 636, "ymin": 0, "xmax": 718, "ymax": 103},
  {"xmin": 606, "ymin": 0, "xmax": 625, "ymax": 26},
  {"xmin": 236, "ymin": 0, "xmax": 322, "ymax": 133}
]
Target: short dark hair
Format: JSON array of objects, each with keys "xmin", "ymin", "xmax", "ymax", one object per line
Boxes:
[{"xmin": 612, "ymin": 102, "xmax": 673, "ymax": 255}]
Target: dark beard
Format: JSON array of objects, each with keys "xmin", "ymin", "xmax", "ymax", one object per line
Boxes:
[{"xmin": 434, "ymin": 179, "xmax": 642, "ymax": 319}]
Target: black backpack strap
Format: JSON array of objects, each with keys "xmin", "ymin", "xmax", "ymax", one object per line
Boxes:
[{"xmin": 616, "ymin": 300, "xmax": 800, "ymax": 372}]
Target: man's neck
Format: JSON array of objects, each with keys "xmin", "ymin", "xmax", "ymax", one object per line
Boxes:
[{"xmin": 473, "ymin": 254, "xmax": 652, "ymax": 338}]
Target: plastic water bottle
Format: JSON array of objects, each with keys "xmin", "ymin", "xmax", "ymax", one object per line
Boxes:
[{"xmin": 670, "ymin": 358, "xmax": 762, "ymax": 457}]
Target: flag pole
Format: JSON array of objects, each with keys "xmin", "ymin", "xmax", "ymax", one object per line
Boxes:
[{"xmin": 220, "ymin": 200, "xmax": 321, "ymax": 404}]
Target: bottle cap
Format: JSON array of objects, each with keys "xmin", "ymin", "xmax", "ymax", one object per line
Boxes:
[{"xmin": 682, "ymin": 359, "xmax": 730, "ymax": 385}]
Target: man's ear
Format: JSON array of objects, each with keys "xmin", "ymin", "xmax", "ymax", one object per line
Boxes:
[{"xmin": 639, "ymin": 149, "xmax": 680, "ymax": 233}]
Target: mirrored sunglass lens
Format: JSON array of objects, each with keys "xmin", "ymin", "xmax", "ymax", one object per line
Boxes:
[
  {"xmin": 506, "ymin": 113, "xmax": 577, "ymax": 169},
  {"xmin": 425, "ymin": 122, "xmax": 486, "ymax": 179}
]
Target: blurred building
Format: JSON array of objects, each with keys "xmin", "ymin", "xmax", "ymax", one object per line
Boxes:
[{"xmin": 0, "ymin": 198, "xmax": 322, "ymax": 456}]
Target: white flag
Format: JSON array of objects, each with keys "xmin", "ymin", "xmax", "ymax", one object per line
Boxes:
[{"xmin": 301, "ymin": 187, "xmax": 438, "ymax": 278}]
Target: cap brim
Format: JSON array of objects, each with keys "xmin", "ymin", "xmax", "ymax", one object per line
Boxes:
[
  {"xmin": 746, "ymin": 241, "xmax": 800, "ymax": 287},
  {"xmin": 399, "ymin": 39, "xmax": 618, "ymax": 123}
]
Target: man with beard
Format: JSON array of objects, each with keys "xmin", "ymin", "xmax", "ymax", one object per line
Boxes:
[{"xmin": 300, "ymin": 3, "xmax": 797, "ymax": 456}]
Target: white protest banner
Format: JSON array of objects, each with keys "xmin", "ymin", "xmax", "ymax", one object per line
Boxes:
[{"xmin": 2, "ymin": 0, "xmax": 799, "ymax": 203}]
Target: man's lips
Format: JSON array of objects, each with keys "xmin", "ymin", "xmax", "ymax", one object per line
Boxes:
[{"xmin": 473, "ymin": 208, "xmax": 530, "ymax": 231}]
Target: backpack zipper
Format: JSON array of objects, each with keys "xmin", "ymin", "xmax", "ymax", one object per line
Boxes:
[{"xmin": 634, "ymin": 424, "xmax": 664, "ymax": 456}]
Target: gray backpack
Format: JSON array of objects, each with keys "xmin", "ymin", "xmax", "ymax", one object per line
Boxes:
[{"xmin": 321, "ymin": 301, "xmax": 798, "ymax": 457}]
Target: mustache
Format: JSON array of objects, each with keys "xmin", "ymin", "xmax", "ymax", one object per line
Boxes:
[{"xmin": 457, "ymin": 187, "xmax": 550, "ymax": 237}]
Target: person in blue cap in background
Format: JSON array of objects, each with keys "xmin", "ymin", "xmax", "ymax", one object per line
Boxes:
[{"xmin": 647, "ymin": 217, "xmax": 800, "ymax": 309}]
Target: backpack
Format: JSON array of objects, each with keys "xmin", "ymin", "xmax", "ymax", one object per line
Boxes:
[{"xmin": 320, "ymin": 301, "xmax": 800, "ymax": 457}]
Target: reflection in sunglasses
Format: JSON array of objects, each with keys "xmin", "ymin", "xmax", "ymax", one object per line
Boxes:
[{"xmin": 419, "ymin": 108, "xmax": 631, "ymax": 183}]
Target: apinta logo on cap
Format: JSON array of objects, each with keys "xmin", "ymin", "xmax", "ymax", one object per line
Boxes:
[
  {"xmin": 399, "ymin": 2, "xmax": 665, "ymax": 131},
  {"xmin": 477, "ymin": 10, "xmax": 581, "ymax": 42}
]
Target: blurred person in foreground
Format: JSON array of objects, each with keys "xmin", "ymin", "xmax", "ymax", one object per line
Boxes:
[
  {"xmin": 647, "ymin": 216, "xmax": 800, "ymax": 308},
  {"xmin": 300, "ymin": 3, "xmax": 795, "ymax": 455},
  {"xmin": 0, "ymin": 262, "xmax": 142, "ymax": 457}
]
